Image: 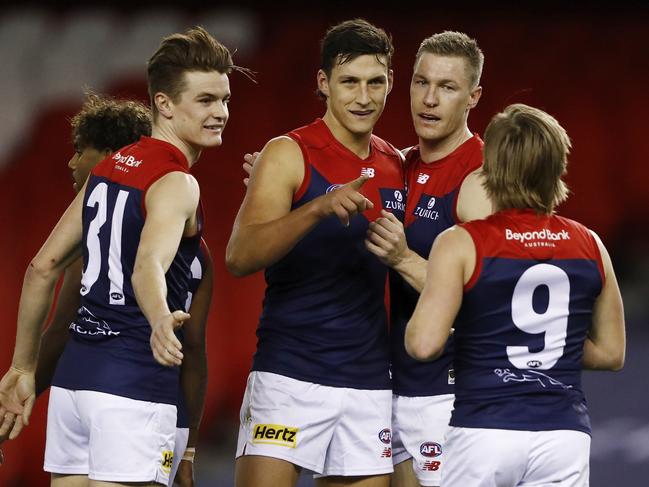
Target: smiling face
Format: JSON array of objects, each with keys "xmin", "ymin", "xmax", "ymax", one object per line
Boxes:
[
  {"xmin": 319, "ymin": 54, "xmax": 393, "ymax": 139},
  {"xmin": 410, "ymin": 52, "xmax": 481, "ymax": 147},
  {"xmin": 166, "ymin": 70, "xmax": 231, "ymax": 150}
]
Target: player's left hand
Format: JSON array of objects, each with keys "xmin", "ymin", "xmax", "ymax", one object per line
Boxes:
[
  {"xmin": 0, "ymin": 367, "xmax": 35, "ymax": 440},
  {"xmin": 173, "ymin": 459, "xmax": 194, "ymax": 486},
  {"xmin": 150, "ymin": 311, "xmax": 189, "ymax": 367},
  {"xmin": 365, "ymin": 210, "xmax": 408, "ymax": 266}
]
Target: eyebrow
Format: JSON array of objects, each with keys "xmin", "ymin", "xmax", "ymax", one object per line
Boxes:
[{"xmin": 195, "ymin": 92, "xmax": 231, "ymax": 100}]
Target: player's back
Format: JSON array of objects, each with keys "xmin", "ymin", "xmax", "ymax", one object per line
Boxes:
[
  {"xmin": 253, "ymin": 119, "xmax": 405, "ymax": 390},
  {"xmin": 452, "ymin": 209, "xmax": 605, "ymax": 434},
  {"xmin": 53, "ymin": 137, "xmax": 201, "ymax": 405}
]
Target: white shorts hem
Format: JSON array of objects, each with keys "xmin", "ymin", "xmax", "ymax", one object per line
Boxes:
[
  {"xmin": 43, "ymin": 464, "xmax": 88, "ymax": 475},
  {"xmin": 238, "ymin": 450, "xmax": 323, "ymax": 474},
  {"xmin": 317, "ymin": 465, "xmax": 394, "ymax": 477}
]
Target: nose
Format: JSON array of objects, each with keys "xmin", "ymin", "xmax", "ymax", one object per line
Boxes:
[
  {"xmin": 423, "ymin": 86, "xmax": 439, "ymax": 107},
  {"xmin": 212, "ymin": 100, "xmax": 228, "ymax": 122},
  {"xmin": 357, "ymin": 82, "xmax": 370, "ymax": 106},
  {"xmin": 68, "ymin": 154, "xmax": 77, "ymax": 169}
]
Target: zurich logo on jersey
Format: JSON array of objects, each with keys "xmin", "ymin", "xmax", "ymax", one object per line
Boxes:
[
  {"xmin": 427, "ymin": 197, "xmax": 436, "ymax": 209},
  {"xmin": 394, "ymin": 190, "xmax": 403, "ymax": 202},
  {"xmin": 326, "ymin": 184, "xmax": 343, "ymax": 193}
]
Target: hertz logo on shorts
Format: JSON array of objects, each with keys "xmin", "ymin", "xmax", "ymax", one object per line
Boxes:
[
  {"xmin": 160, "ymin": 450, "xmax": 173, "ymax": 474},
  {"xmin": 252, "ymin": 423, "xmax": 298, "ymax": 448}
]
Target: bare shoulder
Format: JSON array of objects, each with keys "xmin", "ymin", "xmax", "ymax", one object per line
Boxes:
[
  {"xmin": 249, "ymin": 135, "xmax": 305, "ymax": 192},
  {"xmin": 457, "ymin": 168, "xmax": 492, "ymax": 222},
  {"xmin": 146, "ymin": 171, "xmax": 200, "ymax": 212},
  {"xmin": 436, "ymin": 225, "xmax": 473, "ymax": 251}
]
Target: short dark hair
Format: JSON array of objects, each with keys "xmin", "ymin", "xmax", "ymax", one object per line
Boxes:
[
  {"xmin": 147, "ymin": 26, "xmax": 234, "ymax": 118},
  {"xmin": 318, "ymin": 19, "xmax": 394, "ymax": 98},
  {"xmin": 416, "ymin": 31, "xmax": 484, "ymax": 88},
  {"xmin": 71, "ymin": 92, "xmax": 151, "ymax": 152}
]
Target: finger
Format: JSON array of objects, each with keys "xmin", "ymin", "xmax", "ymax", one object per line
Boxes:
[
  {"xmin": 368, "ymin": 221, "xmax": 399, "ymax": 242},
  {"xmin": 347, "ymin": 174, "xmax": 369, "ymax": 190},
  {"xmin": 364, "ymin": 198, "xmax": 374, "ymax": 209},
  {"xmin": 243, "ymin": 177, "xmax": 250, "ymax": 187},
  {"xmin": 334, "ymin": 207, "xmax": 350, "ymax": 227},
  {"xmin": 365, "ymin": 239, "xmax": 388, "ymax": 257},
  {"xmin": 9, "ymin": 415, "xmax": 24, "ymax": 440},
  {"xmin": 242, "ymin": 162, "xmax": 253, "ymax": 175},
  {"xmin": 366, "ymin": 230, "xmax": 391, "ymax": 249},
  {"xmin": 22, "ymin": 395, "xmax": 35, "ymax": 426},
  {"xmin": 0, "ymin": 413, "xmax": 14, "ymax": 437},
  {"xmin": 381, "ymin": 209, "xmax": 400, "ymax": 222},
  {"xmin": 171, "ymin": 310, "xmax": 191, "ymax": 322},
  {"xmin": 243, "ymin": 153, "xmax": 254, "ymax": 163}
]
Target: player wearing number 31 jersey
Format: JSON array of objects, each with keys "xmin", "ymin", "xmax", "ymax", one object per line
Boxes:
[{"xmin": 406, "ymin": 104, "xmax": 625, "ymax": 487}]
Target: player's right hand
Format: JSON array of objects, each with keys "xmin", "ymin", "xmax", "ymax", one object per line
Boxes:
[
  {"xmin": 0, "ymin": 367, "xmax": 35, "ymax": 441},
  {"xmin": 150, "ymin": 311, "xmax": 189, "ymax": 367},
  {"xmin": 318, "ymin": 175, "xmax": 374, "ymax": 227},
  {"xmin": 242, "ymin": 151, "xmax": 260, "ymax": 187}
]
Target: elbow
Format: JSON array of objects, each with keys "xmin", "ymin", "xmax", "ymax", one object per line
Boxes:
[
  {"xmin": 225, "ymin": 245, "xmax": 254, "ymax": 277},
  {"xmin": 609, "ymin": 352, "xmax": 625, "ymax": 372},
  {"xmin": 26, "ymin": 258, "xmax": 59, "ymax": 285},
  {"xmin": 405, "ymin": 334, "xmax": 442, "ymax": 362}
]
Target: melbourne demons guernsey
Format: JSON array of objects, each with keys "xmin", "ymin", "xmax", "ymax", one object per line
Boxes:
[
  {"xmin": 451, "ymin": 210, "xmax": 604, "ymax": 434},
  {"xmin": 53, "ymin": 136, "xmax": 202, "ymax": 405},
  {"xmin": 252, "ymin": 118, "xmax": 405, "ymax": 389},
  {"xmin": 391, "ymin": 134, "xmax": 483, "ymax": 396},
  {"xmin": 176, "ymin": 239, "xmax": 209, "ymax": 428}
]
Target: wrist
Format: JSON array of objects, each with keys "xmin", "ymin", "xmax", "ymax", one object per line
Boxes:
[
  {"xmin": 391, "ymin": 247, "xmax": 413, "ymax": 270},
  {"xmin": 182, "ymin": 447, "xmax": 196, "ymax": 463}
]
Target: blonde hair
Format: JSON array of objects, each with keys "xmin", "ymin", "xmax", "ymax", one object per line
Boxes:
[
  {"xmin": 482, "ymin": 103, "xmax": 570, "ymax": 214},
  {"xmin": 416, "ymin": 31, "xmax": 484, "ymax": 87}
]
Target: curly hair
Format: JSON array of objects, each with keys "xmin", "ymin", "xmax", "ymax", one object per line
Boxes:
[{"xmin": 70, "ymin": 92, "xmax": 152, "ymax": 151}]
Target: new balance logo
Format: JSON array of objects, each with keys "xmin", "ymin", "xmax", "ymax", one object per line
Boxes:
[
  {"xmin": 381, "ymin": 447, "xmax": 392, "ymax": 458},
  {"xmin": 417, "ymin": 173, "xmax": 429, "ymax": 184},
  {"xmin": 361, "ymin": 167, "xmax": 375, "ymax": 178},
  {"xmin": 422, "ymin": 460, "xmax": 441, "ymax": 471},
  {"xmin": 252, "ymin": 424, "xmax": 298, "ymax": 448}
]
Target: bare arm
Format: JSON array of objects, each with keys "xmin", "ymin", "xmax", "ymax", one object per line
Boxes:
[
  {"xmin": 0, "ymin": 184, "xmax": 85, "ymax": 439},
  {"xmin": 226, "ymin": 136, "xmax": 372, "ymax": 277},
  {"xmin": 34, "ymin": 258, "xmax": 83, "ymax": 396},
  {"xmin": 365, "ymin": 210, "xmax": 428, "ymax": 292},
  {"xmin": 456, "ymin": 169, "xmax": 493, "ymax": 223},
  {"xmin": 132, "ymin": 171, "xmax": 199, "ymax": 367},
  {"xmin": 582, "ymin": 232, "xmax": 626, "ymax": 371},
  {"xmin": 405, "ymin": 226, "xmax": 475, "ymax": 361}
]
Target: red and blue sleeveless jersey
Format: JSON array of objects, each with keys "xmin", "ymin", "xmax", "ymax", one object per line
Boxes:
[
  {"xmin": 450, "ymin": 209, "xmax": 605, "ymax": 434},
  {"xmin": 252, "ymin": 118, "xmax": 405, "ymax": 389},
  {"xmin": 176, "ymin": 238, "xmax": 209, "ymax": 428},
  {"xmin": 390, "ymin": 134, "xmax": 483, "ymax": 396},
  {"xmin": 52, "ymin": 136, "xmax": 202, "ymax": 405}
]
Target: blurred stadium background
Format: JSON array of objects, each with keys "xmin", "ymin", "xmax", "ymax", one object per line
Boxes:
[{"xmin": 1, "ymin": 2, "xmax": 648, "ymax": 485}]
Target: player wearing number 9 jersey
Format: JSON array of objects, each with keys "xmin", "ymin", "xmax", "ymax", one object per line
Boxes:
[
  {"xmin": 0, "ymin": 27, "xmax": 237, "ymax": 486},
  {"xmin": 406, "ymin": 104, "xmax": 625, "ymax": 487}
]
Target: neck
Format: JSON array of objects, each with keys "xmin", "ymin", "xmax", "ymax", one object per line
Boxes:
[
  {"xmin": 419, "ymin": 126, "xmax": 472, "ymax": 164},
  {"xmin": 322, "ymin": 111, "xmax": 372, "ymax": 159},
  {"xmin": 151, "ymin": 123, "xmax": 201, "ymax": 168}
]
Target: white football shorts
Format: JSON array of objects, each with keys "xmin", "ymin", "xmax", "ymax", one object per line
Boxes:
[
  {"xmin": 44, "ymin": 386, "xmax": 176, "ymax": 485},
  {"xmin": 392, "ymin": 393, "xmax": 454, "ymax": 486},
  {"xmin": 236, "ymin": 371, "xmax": 393, "ymax": 477},
  {"xmin": 442, "ymin": 426, "xmax": 590, "ymax": 486}
]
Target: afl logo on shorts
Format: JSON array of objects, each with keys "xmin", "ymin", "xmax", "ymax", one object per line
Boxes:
[
  {"xmin": 378, "ymin": 428, "xmax": 392, "ymax": 444},
  {"xmin": 420, "ymin": 442, "xmax": 442, "ymax": 458},
  {"xmin": 326, "ymin": 184, "xmax": 343, "ymax": 193}
]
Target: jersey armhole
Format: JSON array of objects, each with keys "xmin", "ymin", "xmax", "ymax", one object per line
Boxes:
[
  {"xmin": 587, "ymin": 228, "xmax": 607, "ymax": 287},
  {"xmin": 462, "ymin": 223, "xmax": 484, "ymax": 292},
  {"xmin": 288, "ymin": 132, "xmax": 311, "ymax": 203}
]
